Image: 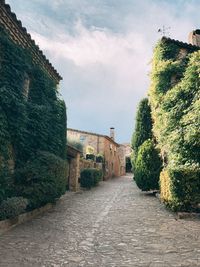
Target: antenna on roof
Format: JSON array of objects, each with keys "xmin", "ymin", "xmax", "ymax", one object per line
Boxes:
[{"xmin": 158, "ymin": 26, "xmax": 171, "ymax": 37}]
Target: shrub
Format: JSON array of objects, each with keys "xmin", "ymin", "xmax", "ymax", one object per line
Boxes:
[
  {"xmin": 159, "ymin": 169, "xmax": 172, "ymax": 203},
  {"xmin": 126, "ymin": 157, "xmax": 132, "ymax": 173},
  {"xmin": 130, "ymin": 150, "xmax": 136, "ymax": 174},
  {"xmin": 86, "ymin": 154, "xmax": 95, "ymax": 161},
  {"xmin": 0, "ymin": 166, "xmax": 14, "ymax": 203},
  {"xmin": 14, "ymin": 151, "xmax": 68, "ymax": 210},
  {"xmin": 80, "ymin": 168, "xmax": 102, "ymax": 189},
  {"xmin": 134, "ymin": 140, "xmax": 162, "ymax": 191},
  {"xmin": 96, "ymin": 154, "xmax": 104, "ymax": 163},
  {"xmin": 0, "ymin": 197, "xmax": 28, "ymax": 220},
  {"xmin": 167, "ymin": 165, "xmax": 200, "ymax": 211}
]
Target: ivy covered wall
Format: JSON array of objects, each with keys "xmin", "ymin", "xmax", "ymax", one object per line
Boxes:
[
  {"xmin": 0, "ymin": 25, "xmax": 67, "ymax": 209},
  {"xmin": 149, "ymin": 38, "xmax": 200, "ymax": 211}
]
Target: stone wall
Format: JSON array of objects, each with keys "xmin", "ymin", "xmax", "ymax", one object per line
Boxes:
[
  {"xmin": 103, "ymin": 138, "xmax": 121, "ymax": 179},
  {"xmin": 79, "ymin": 158, "xmax": 103, "ymax": 173},
  {"xmin": 67, "ymin": 155, "xmax": 103, "ymax": 192}
]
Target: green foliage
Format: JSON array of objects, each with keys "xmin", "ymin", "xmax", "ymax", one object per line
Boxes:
[
  {"xmin": 153, "ymin": 39, "xmax": 179, "ymax": 61},
  {"xmin": 151, "ymin": 60, "xmax": 184, "ymax": 95},
  {"xmin": 130, "ymin": 151, "xmax": 136, "ymax": 173},
  {"xmin": 14, "ymin": 151, "xmax": 68, "ymax": 210},
  {"xmin": 0, "ymin": 166, "xmax": 14, "ymax": 203},
  {"xmin": 159, "ymin": 169, "xmax": 172, "ymax": 204},
  {"xmin": 166, "ymin": 165, "xmax": 200, "ymax": 211},
  {"xmin": 0, "ymin": 197, "xmax": 28, "ymax": 220},
  {"xmin": 132, "ymin": 98, "xmax": 153, "ymax": 154},
  {"xmin": 134, "ymin": 140, "xmax": 162, "ymax": 191},
  {"xmin": 86, "ymin": 154, "xmax": 95, "ymax": 161},
  {"xmin": 126, "ymin": 157, "xmax": 132, "ymax": 173},
  {"xmin": 96, "ymin": 154, "xmax": 104, "ymax": 163},
  {"xmin": 0, "ymin": 26, "xmax": 67, "ymax": 208},
  {"xmin": 149, "ymin": 38, "xmax": 200, "ymax": 211},
  {"xmin": 131, "ymin": 98, "xmax": 153, "ymax": 172},
  {"xmin": 80, "ymin": 168, "xmax": 102, "ymax": 189}
]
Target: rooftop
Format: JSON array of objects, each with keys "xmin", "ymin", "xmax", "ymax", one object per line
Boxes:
[
  {"xmin": 67, "ymin": 128, "xmax": 120, "ymax": 147},
  {"xmin": 161, "ymin": 36, "xmax": 200, "ymax": 51}
]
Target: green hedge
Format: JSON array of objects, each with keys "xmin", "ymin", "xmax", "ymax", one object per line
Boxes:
[
  {"xmin": 14, "ymin": 151, "xmax": 68, "ymax": 210},
  {"xmin": 0, "ymin": 197, "xmax": 28, "ymax": 220},
  {"xmin": 80, "ymin": 168, "xmax": 102, "ymax": 189},
  {"xmin": 168, "ymin": 165, "xmax": 200, "ymax": 211},
  {"xmin": 86, "ymin": 154, "xmax": 95, "ymax": 161},
  {"xmin": 0, "ymin": 166, "xmax": 14, "ymax": 203},
  {"xmin": 134, "ymin": 140, "xmax": 162, "ymax": 191}
]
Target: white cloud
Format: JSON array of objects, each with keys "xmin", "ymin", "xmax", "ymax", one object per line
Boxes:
[
  {"xmin": 31, "ymin": 22, "xmax": 148, "ymax": 67},
  {"xmin": 6, "ymin": 0, "xmax": 200, "ymax": 142}
]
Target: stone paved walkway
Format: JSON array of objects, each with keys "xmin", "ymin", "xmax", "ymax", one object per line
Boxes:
[{"xmin": 0, "ymin": 175, "xmax": 200, "ymax": 267}]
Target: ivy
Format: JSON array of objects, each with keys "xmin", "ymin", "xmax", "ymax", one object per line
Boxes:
[
  {"xmin": 0, "ymin": 25, "xmax": 67, "ymax": 208},
  {"xmin": 149, "ymin": 39, "xmax": 200, "ymax": 211}
]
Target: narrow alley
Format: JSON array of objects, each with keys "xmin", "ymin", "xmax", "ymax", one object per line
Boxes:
[{"xmin": 0, "ymin": 175, "xmax": 200, "ymax": 267}]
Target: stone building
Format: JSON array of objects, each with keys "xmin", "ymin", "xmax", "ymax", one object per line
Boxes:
[
  {"xmin": 67, "ymin": 145, "xmax": 81, "ymax": 192},
  {"xmin": 118, "ymin": 143, "xmax": 132, "ymax": 173},
  {"xmin": 0, "ymin": 1, "xmax": 67, "ymax": 204},
  {"xmin": 67, "ymin": 128, "xmax": 125, "ymax": 179}
]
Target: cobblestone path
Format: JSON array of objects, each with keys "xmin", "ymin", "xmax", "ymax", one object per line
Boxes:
[{"xmin": 0, "ymin": 175, "xmax": 200, "ymax": 267}]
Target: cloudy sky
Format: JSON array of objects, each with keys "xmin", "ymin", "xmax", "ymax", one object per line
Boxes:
[{"xmin": 6, "ymin": 0, "xmax": 200, "ymax": 143}]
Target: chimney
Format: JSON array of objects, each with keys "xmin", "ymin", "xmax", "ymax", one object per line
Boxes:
[
  {"xmin": 188, "ymin": 30, "xmax": 200, "ymax": 47},
  {"xmin": 110, "ymin": 127, "xmax": 115, "ymax": 141}
]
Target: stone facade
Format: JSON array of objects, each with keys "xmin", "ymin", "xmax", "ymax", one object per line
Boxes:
[
  {"xmin": 0, "ymin": 1, "xmax": 63, "ymax": 174},
  {"xmin": 118, "ymin": 143, "xmax": 132, "ymax": 174},
  {"xmin": 67, "ymin": 145, "xmax": 81, "ymax": 192},
  {"xmin": 67, "ymin": 145, "xmax": 103, "ymax": 192},
  {"xmin": 79, "ymin": 158, "xmax": 102, "ymax": 173},
  {"xmin": 67, "ymin": 128, "xmax": 124, "ymax": 180}
]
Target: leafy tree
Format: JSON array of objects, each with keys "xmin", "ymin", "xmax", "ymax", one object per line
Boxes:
[
  {"xmin": 131, "ymin": 98, "xmax": 153, "ymax": 172},
  {"xmin": 134, "ymin": 140, "xmax": 162, "ymax": 191},
  {"xmin": 131, "ymin": 98, "xmax": 153, "ymax": 154}
]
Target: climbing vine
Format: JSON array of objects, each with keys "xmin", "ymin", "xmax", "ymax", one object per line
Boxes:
[
  {"xmin": 149, "ymin": 38, "xmax": 200, "ymax": 211},
  {"xmin": 0, "ymin": 25, "xmax": 67, "ymax": 207}
]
